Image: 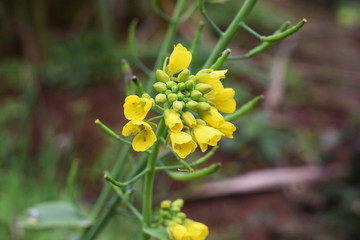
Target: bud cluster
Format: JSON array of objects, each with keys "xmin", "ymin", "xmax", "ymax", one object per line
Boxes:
[{"xmin": 154, "ymin": 69, "xmax": 213, "ymax": 113}]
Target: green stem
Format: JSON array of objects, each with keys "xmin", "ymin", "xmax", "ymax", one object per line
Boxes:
[
  {"xmin": 145, "ymin": 0, "xmax": 187, "ymax": 93},
  {"xmin": 202, "ymin": 0, "xmax": 258, "ymax": 68},
  {"xmin": 142, "ymin": 119, "xmax": 166, "ymax": 240},
  {"xmin": 239, "ymin": 22, "xmax": 262, "ymax": 39}
]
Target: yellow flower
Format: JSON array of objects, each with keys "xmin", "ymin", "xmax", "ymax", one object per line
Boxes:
[
  {"xmin": 122, "ymin": 120, "xmax": 157, "ymax": 151},
  {"xmin": 186, "ymin": 222, "xmax": 209, "ymax": 240},
  {"xmin": 193, "ymin": 124, "xmax": 224, "ymax": 152},
  {"xmin": 167, "ymin": 44, "xmax": 192, "ymax": 76},
  {"xmin": 168, "ymin": 224, "xmax": 191, "ymax": 240},
  {"xmin": 165, "ymin": 109, "xmax": 183, "ymax": 133},
  {"xmin": 217, "ymin": 121, "xmax": 236, "ymax": 138},
  {"xmin": 198, "ymin": 107, "xmax": 224, "ymax": 128},
  {"xmin": 196, "ymin": 69, "xmax": 227, "ymax": 91},
  {"xmin": 170, "ymin": 132, "xmax": 197, "ymax": 159},
  {"xmin": 124, "ymin": 95, "xmax": 152, "ymax": 120},
  {"xmin": 204, "ymin": 87, "xmax": 236, "ymax": 113}
]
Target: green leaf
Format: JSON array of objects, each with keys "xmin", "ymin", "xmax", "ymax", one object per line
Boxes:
[
  {"xmin": 143, "ymin": 226, "xmax": 170, "ymax": 240},
  {"xmin": 19, "ymin": 201, "xmax": 92, "ymax": 229}
]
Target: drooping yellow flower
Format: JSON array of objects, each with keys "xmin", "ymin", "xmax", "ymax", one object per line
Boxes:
[
  {"xmin": 196, "ymin": 69, "xmax": 227, "ymax": 91},
  {"xmin": 193, "ymin": 124, "xmax": 224, "ymax": 152},
  {"xmin": 167, "ymin": 44, "xmax": 192, "ymax": 76},
  {"xmin": 165, "ymin": 109, "xmax": 183, "ymax": 133},
  {"xmin": 124, "ymin": 95, "xmax": 152, "ymax": 120},
  {"xmin": 198, "ymin": 107, "xmax": 224, "ymax": 128},
  {"xmin": 170, "ymin": 132, "xmax": 197, "ymax": 159},
  {"xmin": 122, "ymin": 120, "xmax": 156, "ymax": 151},
  {"xmin": 185, "ymin": 221, "xmax": 209, "ymax": 240},
  {"xmin": 217, "ymin": 121, "xmax": 236, "ymax": 138},
  {"xmin": 204, "ymin": 87, "xmax": 236, "ymax": 113},
  {"xmin": 168, "ymin": 224, "xmax": 191, "ymax": 240}
]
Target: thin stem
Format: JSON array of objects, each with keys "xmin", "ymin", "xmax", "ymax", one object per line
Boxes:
[
  {"xmin": 203, "ymin": 0, "xmax": 258, "ymax": 68},
  {"xmin": 107, "ymin": 182, "xmax": 143, "ymax": 221},
  {"xmin": 190, "ymin": 22, "xmax": 204, "ymax": 54},
  {"xmin": 197, "ymin": 0, "xmax": 223, "ymax": 35},
  {"xmin": 154, "ymin": 104, "xmax": 165, "ymax": 112},
  {"xmin": 142, "ymin": 119, "xmax": 166, "ymax": 240},
  {"xmin": 239, "ymin": 22, "xmax": 262, "ymax": 39},
  {"xmin": 147, "ymin": 115, "xmax": 164, "ymax": 122},
  {"xmin": 145, "ymin": 0, "xmax": 187, "ymax": 93},
  {"xmin": 95, "ymin": 119, "xmax": 133, "ymax": 147}
]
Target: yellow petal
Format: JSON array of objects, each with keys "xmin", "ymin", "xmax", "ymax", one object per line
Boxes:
[
  {"xmin": 170, "ymin": 132, "xmax": 197, "ymax": 159},
  {"xmin": 198, "ymin": 107, "xmax": 224, "ymax": 128},
  {"xmin": 167, "ymin": 44, "xmax": 192, "ymax": 75},
  {"xmin": 122, "ymin": 120, "xmax": 157, "ymax": 151},
  {"xmin": 165, "ymin": 109, "xmax": 183, "ymax": 133},
  {"xmin": 186, "ymin": 222, "xmax": 209, "ymax": 240},
  {"xmin": 122, "ymin": 120, "xmax": 139, "ymax": 136},
  {"xmin": 217, "ymin": 121, "xmax": 236, "ymax": 138},
  {"xmin": 205, "ymin": 88, "xmax": 236, "ymax": 113},
  {"xmin": 168, "ymin": 224, "xmax": 191, "ymax": 240},
  {"xmin": 194, "ymin": 125, "xmax": 223, "ymax": 152},
  {"xmin": 196, "ymin": 69, "xmax": 227, "ymax": 91},
  {"xmin": 124, "ymin": 95, "xmax": 152, "ymax": 120}
]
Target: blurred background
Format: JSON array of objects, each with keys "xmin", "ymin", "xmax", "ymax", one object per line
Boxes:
[{"xmin": 1, "ymin": 0, "xmax": 360, "ymax": 239}]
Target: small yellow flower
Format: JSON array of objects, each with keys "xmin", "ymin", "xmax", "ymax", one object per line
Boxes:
[
  {"xmin": 122, "ymin": 120, "xmax": 157, "ymax": 151},
  {"xmin": 124, "ymin": 95, "xmax": 152, "ymax": 120},
  {"xmin": 196, "ymin": 69, "xmax": 227, "ymax": 91},
  {"xmin": 167, "ymin": 44, "xmax": 192, "ymax": 76},
  {"xmin": 170, "ymin": 132, "xmax": 197, "ymax": 159},
  {"xmin": 165, "ymin": 109, "xmax": 183, "ymax": 133},
  {"xmin": 186, "ymin": 221, "xmax": 209, "ymax": 240},
  {"xmin": 217, "ymin": 121, "xmax": 236, "ymax": 138},
  {"xmin": 204, "ymin": 87, "xmax": 236, "ymax": 113},
  {"xmin": 193, "ymin": 124, "xmax": 224, "ymax": 152},
  {"xmin": 168, "ymin": 224, "xmax": 191, "ymax": 240},
  {"xmin": 198, "ymin": 107, "xmax": 224, "ymax": 128}
]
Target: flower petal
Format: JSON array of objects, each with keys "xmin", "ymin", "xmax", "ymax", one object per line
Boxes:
[{"xmin": 167, "ymin": 44, "xmax": 192, "ymax": 75}]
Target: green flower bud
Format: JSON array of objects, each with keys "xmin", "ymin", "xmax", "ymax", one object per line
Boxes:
[
  {"xmin": 185, "ymin": 80, "xmax": 195, "ymax": 90},
  {"xmin": 166, "ymin": 81, "xmax": 177, "ymax": 89},
  {"xmin": 153, "ymin": 82, "xmax": 167, "ymax": 93},
  {"xmin": 172, "ymin": 199, "xmax": 184, "ymax": 209},
  {"xmin": 156, "ymin": 69, "xmax": 170, "ymax": 83},
  {"xmin": 195, "ymin": 83, "xmax": 212, "ymax": 94},
  {"xmin": 197, "ymin": 102, "xmax": 211, "ymax": 111},
  {"xmin": 198, "ymin": 96, "xmax": 207, "ymax": 102},
  {"xmin": 165, "ymin": 89, "xmax": 172, "ymax": 95},
  {"xmin": 178, "ymin": 82, "xmax": 185, "ymax": 91},
  {"xmin": 185, "ymin": 91, "xmax": 191, "ymax": 97},
  {"xmin": 177, "ymin": 92, "xmax": 184, "ymax": 100},
  {"xmin": 186, "ymin": 100, "xmax": 198, "ymax": 110},
  {"xmin": 177, "ymin": 212, "xmax": 186, "ymax": 219},
  {"xmin": 171, "ymin": 217, "xmax": 183, "ymax": 224},
  {"xmin": 171, "ymin": 206, "xmax": 181, "ymax": 213},
  {"xmin": 168, "ymin": 93, "xmax": 177, "ymax": 102},
  {"xmin": 155, "ymin": 93, "xmax": 167, "ymax": 104},
  {"xmin": 161, "ymin": 200, "xmax": 172, "ymax": 209},
  {"xmin": 182, "ymin": 112, "xmax": 196, "ymax": 128},
  {"xmin": 191, "ymin": 90, "xmax": 202, "ymax": 100},
  {"xmin": 172, "ymin": 101, "xmax": 184, "ymax": 112},
  {"xmin": 142, "ymin": 93, "xmax": 151, "ymax": 99},
  {"xmin": 177, "ymin": 69, "xmax": 190, "ymax": 82},
  {"xmin": 171, "ymin": 85, "xmax": 178, "ymax": 93}
]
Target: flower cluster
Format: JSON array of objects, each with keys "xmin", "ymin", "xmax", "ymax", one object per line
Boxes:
[
  {"xmin": 155, "ymin": 44, "xmax": 236, "ymax": 158},
  {"xmin": 122, "ymin": 44, "xmax": 236, "ymax": 158},
  {"xmin": 159, "ymin": 199, "xmax": 208, "ymax": 240}
]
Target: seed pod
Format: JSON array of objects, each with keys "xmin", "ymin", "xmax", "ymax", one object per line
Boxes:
[{"xmin": 156, "ymin": 69, "xmax": 170, "ymax": 83}]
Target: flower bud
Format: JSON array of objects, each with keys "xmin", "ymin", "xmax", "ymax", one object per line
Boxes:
[
  {"xmin": 177, "ymin": 69, "xmax": 190, "ymax": 82},
  {"xmin": 166, "ymin": 81, "xmax": 177, "ymax": 89},
  {"xmin": 185, "ymin": 80, "xmax": 195, "ymax": 90},
  {"xmin": 153, "ymin": 82, "xmax": 167, "ymax": 93},
  {"xmin": 156, "ymin": 69, "xmax": 170, "ymax": 83},
  {"xmin": 195, "ymin": 83, "xmax": 212, "ymax": 94},
  {"xmin": 171, "ymin": 85, "xmax": 178, "ymax": 93},
  {"xmin": 168, "ymin": 93, "xmax": 178, "ymax": 102},
  {"xmin": 182, "ymin": 112, "xmax": 196, "ymax": 128},
  {"xmin": 190, "ymin": 90, "xmax": 202, "ymax": 100},
  {"xmin": 186, "ymin": 100, "xmax": 198, "ymax": 110},
  {"xmin": 177, "ymin": 212, "xmax": 186, "ymax": 220},
  {"xmin": 172, "ymin": 101, "xmax": 184, "ymax": 112},
  {"xmin": 161, "ymin": 200, "xmax": 171, "ymax": 209},
  {"xmin": 197, "ymin": 102, "xmax": 211, "ymax": 111},
  {"xmin": 198, "ymin": 96, "xmax": 207, "ymax": 102},
  {"xmin": 165, "ymin": 89, "xmax": 172, "ymax": 95},
  {"xmin": 177, "ymin": 92, "xmax": 184, "ymax": 100},
  {"xmin": 178, "ymin": 82, "xmax": 185, "ymax": 91},
  {"xmin": 155, "ymin": 93, "xmax": 167, "ymax": 104}
]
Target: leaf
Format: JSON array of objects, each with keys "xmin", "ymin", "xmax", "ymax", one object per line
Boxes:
[
  {"xmin": 19, "ymin": 201, "xmax": 92, "ymax": 229},
  {"xmin": 143, "ymin": 226, "xmax": 170, "ymax": 240}
]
